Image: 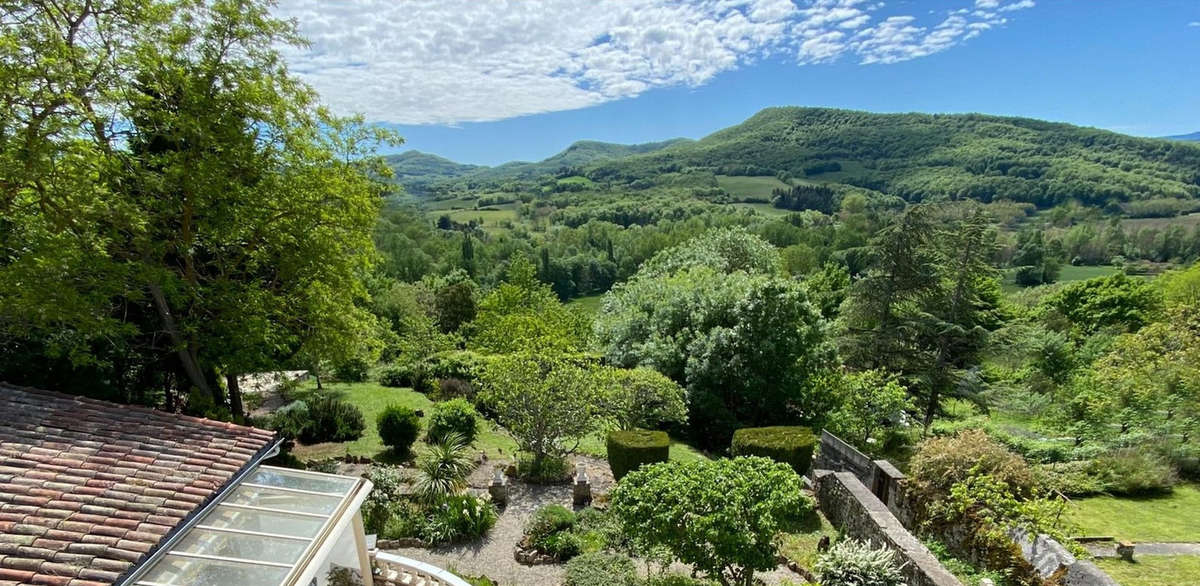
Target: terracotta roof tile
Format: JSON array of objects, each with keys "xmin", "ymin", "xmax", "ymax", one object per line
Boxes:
[{"xmin": 0, "ymin": 383, "xmax": 276, "ymax": 585}]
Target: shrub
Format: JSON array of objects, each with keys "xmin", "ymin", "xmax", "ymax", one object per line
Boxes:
[
  {"xmin": 815, "ymin": 540, "xmax": 906, "ymax": 586},
  {"xmin": 1093, "ymin": 449, "xmax": 1177, "ymax": 496},
  {"xmin": 300, "ymin": 396, "xmax": 365, "ymax": 443},
  {"xmin": 427, "ymin": 399, "xmax": 480, "ymax": 444},
  {"xmin": 611, "ymin": 457, "xmax": 811, "ymax": 585},
  {"xmin": 908, "ymin": 429, "xmax": 1036, "ymax": 499},
  {"xmin": 377, "ymin": 405, "xmax": 421, "ymax": 456},
  {"xmin": 730, "ymin": 426, "xmax": 817, "ymax": 475},
  {"xmin": 435, "ymin": 377, "xmax": 475, "ymax": 401},
  {"xmin": 516, "ymin": 452, "xmax": 571, "ymax": 484},
  {"xmin": 526, "ymin": 504, "xmax": 576, "ymax": 542},
  {"xmin": 420, "ymin": 494, "xmax": 497, "ymax": 543},
  {"xmin": 607, "ymin": 430, "xmax": 670, "ymax": 480},
  {"xmin": 362, "ymin": 465, "xmax": 409, "ymax": 533},
  {"xmin": 535, "ymin": 530, "xmax": 583, "ymax": 560},
  {"xmin": 564, "ymin": 552, "xmax": 639, "ymax": 586},
  {"xmin": 270, "ymin": 400, "xmax": 310, "ymax": 440},
  {"xmin": 378, "ymin": 363, "xmax": 414, "ymax": 388},
  {"xmin": 333, "ymin": 357, "xmax": 370, "ymax": 382}
]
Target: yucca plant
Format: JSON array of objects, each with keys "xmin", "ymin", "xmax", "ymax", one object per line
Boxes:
[{"xmin": 412, "ymin": 432, "xmax": 474, "ymax": 503}]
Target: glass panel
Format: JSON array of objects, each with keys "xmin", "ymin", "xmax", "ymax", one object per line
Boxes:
[
  {"xmin": 200, "ymin": 505, "xmax": 326, "ymax": 538},
  {"xmin": 247, "ymin": 466, "xmax": 356, "ymax": 495},
  {"xmin": 172, "ymin": 528, "xmax": 310, "ymax": 565},
  {"xmin": 140, "ymin": 555, "xmax": 289, "ymax": 586},
  {"xmin": 226, "ymin": 485, "xmax": 343, "ymax": 515}
]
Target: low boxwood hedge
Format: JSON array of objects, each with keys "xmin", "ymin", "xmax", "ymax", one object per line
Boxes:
[
  {"xmin": 607, "ymin": 430, "xmax": 670, "ymax": 480},
  {"xmin": 730, "ymin": 426, "xmax": 816, "ymax": 475}
]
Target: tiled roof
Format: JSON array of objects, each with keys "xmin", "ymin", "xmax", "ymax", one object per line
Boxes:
[{"xmin": 0, "ymin": 383, "xmax": 277, "ymax": 586}]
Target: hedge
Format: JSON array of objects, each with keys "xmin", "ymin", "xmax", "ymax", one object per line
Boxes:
[
  {"xmin": 730, "ymin": 426, "xmax": 816, "ymax": 475},
  {"xmin": 607, "ymin": 430, "xmax": 670, "ymax": 480}
]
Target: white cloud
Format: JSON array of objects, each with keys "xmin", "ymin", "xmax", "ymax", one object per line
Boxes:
[
  {"xmin": 1190, "ymin": 21, "xmax": 1200, "ymax": 27},
  {"xmin": 275, "ymin": 0, "xmax": 1036, "ymax": 124}
]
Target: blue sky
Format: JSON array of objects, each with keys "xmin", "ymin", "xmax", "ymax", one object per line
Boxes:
[{"xmin": 277, "ymin": 1, "xmax": 1200, "ymax": 166}]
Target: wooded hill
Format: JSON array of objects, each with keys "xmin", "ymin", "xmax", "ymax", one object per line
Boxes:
[
  {"xmin": 400, "ymin": 107, "xmax": 1200, "ymax": 208},
  {"xmin": 388, "ymin": 138, "xmax": 691, "ymax": 194}
]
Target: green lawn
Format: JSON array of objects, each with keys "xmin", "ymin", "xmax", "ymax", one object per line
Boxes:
[
  {"xmin": 715, "ymin": 175, "xmax": 790, "ymax": 201},
  {"xmin": 1066, "ymin": 484, "xmax": 1200, "ymax": 542},
  {"xmin": 285, "ymin": 381, "xmax": 708, "ymax": 466},
  {"xmin": 779, "ymin": 509, "xmax": 838, "ymax": 571},
  {"xmin": 1095, "ymin": 556, "xmax": 1200, "ymax": 586}
]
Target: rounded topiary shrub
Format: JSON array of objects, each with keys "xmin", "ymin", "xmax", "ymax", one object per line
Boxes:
[
  {"xmin": 301, "ymin": 396, "xmax": 365, "ymax": 443},
  {"xmin": 426, "ymin": 398, "xmax": 480, "ymax": 444},
  {"xmin": 377, "ymin": 405, "xmax": 421, "ymax": 456},
  {"xmin": 564, "ymin": 552, "xmax": 639, "ymax": 586},
  {"xmin": 730, "ymin": 426, "xmax": 816, "ymax": 475},
  {"xmin": 607, "ymin": 430, "xmax": 670, "ymax": 480}
]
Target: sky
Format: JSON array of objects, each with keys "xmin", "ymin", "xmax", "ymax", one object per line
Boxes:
[{"xmin": 275, "ymin": 0, "xmax": 1200, "ymax": 166}]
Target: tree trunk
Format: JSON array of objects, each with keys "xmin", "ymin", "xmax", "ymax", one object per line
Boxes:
[
  {"xmin": 149, "ymin": 283, "xmax": 213, "ymax": 400},
  {"xmin": 226, "ymin": 373, "xmax": 244, "ymax": 420}
]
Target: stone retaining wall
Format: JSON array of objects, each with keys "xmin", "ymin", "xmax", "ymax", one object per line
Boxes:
[{"xmin": 814, "ymin": 470, "xmax": 964, "ymax": 586}]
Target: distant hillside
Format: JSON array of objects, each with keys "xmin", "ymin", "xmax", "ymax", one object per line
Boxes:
[
  {"xmin": 387, "ymin": 138, "xmax": 691, "ymax": 193},
  {"xmin": 1165, "ymin": 131, "xmax": 1200, "ymax": 142},
  {"xmin": 586, "ymin": 107, "xmax": 1200, "ymax": 208},
  {"xmin": 384, "ymin": 151, "xmax": 483, "ymax": 194}
]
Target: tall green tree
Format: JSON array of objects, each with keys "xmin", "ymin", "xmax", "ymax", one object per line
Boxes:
[
  {"xmin": 839, "ymin": 205, "xmax": 1001, "ymax": 428},
  {"xmin": 0, "ymin": 0, "xmax": 395, "ymax": 414}
]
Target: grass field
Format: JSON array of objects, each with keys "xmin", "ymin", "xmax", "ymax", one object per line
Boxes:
[
  {"xmin": 1001, "ymin": 264, "xmax": 1124, "ymax": 292},
  {"xmin": 566, "ymin": 294, "xmax": 606, "ymax": 316},
  {"xmin": 435, "ymin": 207, "xmax": 519, "ymax": 231},
  {"xmin": 1095, "ymin": 556, "xmax": 1200, "ymax": 586},
  {"xmin": 731, "ymin": 202, "xmax": 795, "ymax": 217},
  {"xmin": 1066, "ymin": 484, "xmax": 1200, "ymax": 542},
  {"xmin": 716, "ymin": 175, "xmax": 790, "ymax": 201},
  {"xmin": 286, "ymin": 380, "xmax": 708, "ymax": 465}
]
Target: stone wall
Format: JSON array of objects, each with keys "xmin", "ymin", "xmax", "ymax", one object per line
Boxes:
[
  {"xmin": 814, "ymin": 470, "xmax": 964, "ymax": 586},
  {"xmin": 1011, "ymin": 529, "xmax": 1120, "ymax": 586},
  {"xmin": 813, "ymin": 430, "xmax": 876, "ymax": 486}
]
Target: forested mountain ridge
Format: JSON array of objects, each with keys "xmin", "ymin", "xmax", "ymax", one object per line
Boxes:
[
  {"xmin": 575, "ymin": 107, "xmax": 1200, "ymax": 208},
  {"xmin": 1165, "ymin": 131, "xmax": 1200, "ymax": 142},
  {"xmin": 384, "ymin": 151, "xmax": 484, "ymax": 194},
  {"xmin": 388, "ymin": 137, "xmax": 691, "ymax": 193}
]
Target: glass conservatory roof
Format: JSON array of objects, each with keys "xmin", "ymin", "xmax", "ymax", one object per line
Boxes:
[{"xmin": 129, "ymin": 465, "xmax": 368, "ymax": 586}]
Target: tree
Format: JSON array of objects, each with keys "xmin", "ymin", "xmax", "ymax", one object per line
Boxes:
[
  {"xmin": 823, "ymin": 369, "xmax": 912, "ymax": 447},
  {"xmin": 0, "ymin": 0, "xmax": 395, "ymax": 415},
  {"xmin": 839, "ymin": 205, "xmax": 1001, "ymax": 429},
  {"xmin": 1040, "ymin": 272, "xmax": 1162, "ymax": 336},
  {"xmin": 469, "ymin": 255, "xmax": 587, "ymax": 354},
  {"xmin": 598, "ymin": 367, "xmax": 688, "ymax": 431},
  {"xmin": 477, "ymin": 353, "xmax": 605, "ymax": 468},
  {"xmin": 610, "ymin": 457, "xmax": 810, "ymax": 586},
  {"xmin": 596, "ymin": 265, "xmax": 831, "ymax": 448}
]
